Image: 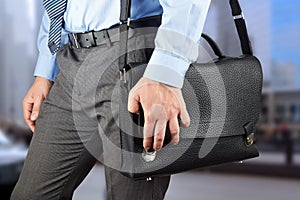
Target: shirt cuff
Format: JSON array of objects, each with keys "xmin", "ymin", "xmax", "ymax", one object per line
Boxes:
[
  {"xmin": 33, "ymin": 53, "xmax": 60, "ymax": 81},
  {"xmin": 143, "ymin": 49, "xmax": 191, "ymax": 88}
]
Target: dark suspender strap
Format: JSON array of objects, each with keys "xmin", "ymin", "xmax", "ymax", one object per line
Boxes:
[
  {"xmin": 119, "ymin": 0, "xmax": 131, "ymax": 71},
  {"xmin": 119, "ymin": 23, "xmax": 129, "ymax": 71},
  {"xmin": 120, "ymin": 0, "xmax": 131, "ymax": 22},
  {"xmin": 229, "ymin": 0, "xmax": 253, "ymax": 55}
]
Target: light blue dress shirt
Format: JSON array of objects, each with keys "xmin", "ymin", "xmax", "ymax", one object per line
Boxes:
[{"xmin": 35, "ymin": 0, "xmax": 211, "ymax": 88}]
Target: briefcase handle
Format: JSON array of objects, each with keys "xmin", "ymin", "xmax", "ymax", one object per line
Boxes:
[{"xmin": 201, "ymin": 33, "xmax": 225, "ymax": 59}]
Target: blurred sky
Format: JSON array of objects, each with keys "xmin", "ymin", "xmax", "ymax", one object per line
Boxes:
[{"xmin": 272, "ymin": 0, "xmax": 300, "ymax": 86}]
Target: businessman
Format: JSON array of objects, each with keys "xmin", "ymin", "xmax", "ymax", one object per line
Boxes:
[{"xmin": 11, "ymin": 0, "xmax": 211, "ymax": 199}]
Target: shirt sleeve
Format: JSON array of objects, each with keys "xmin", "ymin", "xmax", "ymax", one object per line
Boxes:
[
  {"xmin": 143, "ymin": 0, "xmax": 211, "ymax": 88},
  {"xmin": 33, "ymin": 11, "xmax": 69, "ymax": 81}
]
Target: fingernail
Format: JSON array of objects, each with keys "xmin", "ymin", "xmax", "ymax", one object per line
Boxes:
[
  {"xmin": 31, "ymin": 114, "xmax": 36, "ymax": 121},
  {"xmin": 155, "ymin": 145, "xmax": 161, "ymax": 150},
  {"xmin": 172, "ymin": 139, "xmax": 179, "ymax": 145}
]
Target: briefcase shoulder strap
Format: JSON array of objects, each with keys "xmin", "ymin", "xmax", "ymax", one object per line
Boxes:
[{"xmin": 229, "ymin": 0, "xmax": 253, "ymax": 55}]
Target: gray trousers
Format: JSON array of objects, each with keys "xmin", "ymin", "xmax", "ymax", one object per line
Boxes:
[{"xmin": 11, "ymin": 28, "xmax": 170, "ymax": 200}]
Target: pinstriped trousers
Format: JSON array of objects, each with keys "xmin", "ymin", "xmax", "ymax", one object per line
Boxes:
[{"xmin": 10, "ymin": 28, "xmax": 170, "ymax": 200}]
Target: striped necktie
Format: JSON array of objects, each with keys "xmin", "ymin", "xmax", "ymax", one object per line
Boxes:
[{"xmin": 43, "ymin": 0, "xmax": 68, "ymax": 55}]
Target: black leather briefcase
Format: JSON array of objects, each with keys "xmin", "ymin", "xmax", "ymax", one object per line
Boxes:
[{"xmin": 118, "ymin": 0, "xmax": 263, "ymax": 179}]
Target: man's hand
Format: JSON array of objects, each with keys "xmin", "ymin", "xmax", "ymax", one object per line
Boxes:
[
  {"xmin": 128, "ymin": 77, "xmax": 190, "ymax": 151},
  {"xmin": 23, "ymin": 77, "xmax": 53, "ymax": 132}
]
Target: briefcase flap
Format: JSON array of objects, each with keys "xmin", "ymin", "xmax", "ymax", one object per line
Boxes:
[{"xmin": 122, "ymin": 55, "xmax": 263, "ymax": 139}]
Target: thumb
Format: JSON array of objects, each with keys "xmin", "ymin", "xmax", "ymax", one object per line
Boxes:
[
  {"xmin": 176, "ymin": 90, "xmax": 190, "ymax": 128},
  {"xmin": 179, "ymin": 106, "xmax": 190, "ymax": 128},
  {"xmin": 128, "ymin": 90, "xmax": 140, "ymax": 114},
  {"xmin": 30, "ymin": 96, "xmax": 43, "ymax": 121}
]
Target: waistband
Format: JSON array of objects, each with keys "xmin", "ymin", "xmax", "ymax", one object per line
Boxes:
[{"xmin": 68, "ymin": 15, "xmax": 162, "ymax": 49}]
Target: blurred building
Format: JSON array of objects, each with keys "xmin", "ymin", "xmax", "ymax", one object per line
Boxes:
[
  {"xmin": 0, "ymin": 1, "xmax": 5, "ymax": 119},
  {"xmin": 0, "ymin": 0, "xmax": 43, "ymax": 123},
  {"xmin": 202, "ymin": 0, "xmax": 272, "ymax": 84},
  {"xmin": 258, "ymin": 0, "xmax": 300, "ymax": 139},
  {"xmin": 271, "ymin": 61, "xmax": 297, "ymax": 89},
  {"xmin": 204, "ymin": 0, "xmax": 299, "ymax": 89},
  {"xmin": 202, "ymin": 0, "xmax": 300, "ymax": 157}
]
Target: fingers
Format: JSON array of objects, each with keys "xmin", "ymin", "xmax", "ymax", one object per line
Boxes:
[
  {"xmin": 22, "ymin": 77, "xmax": 53, "ymax": 133},
  {"xmin": 144, "ymin": 116, "xmax": 178, "ymax": 151},
  {"xmin": 142, "ymin": 106, "xmax": 184, "ymax": 150},
  {"xmin": 27, "ymin": 120, "xmax": 36, "ymax": 132},
  {"xmin": 128, "ymin": 91, "xmax": 140, "ymax": 114},
  {"xmin": 31, "ymin": 96, "xmax": 43, "ymax": 121},
  {"xmin": 23, "ymin": 96, "xmax": 35, "ymax": 132},
  {"xmin": 128, "ymin": 77, "xmax": 190, "ymax": 152},
  {"xmin": 22, "ymin": 95, "xmax": 44, "ymax": 133},
  {"xmin": 153, "ymin": 119, "xmax": 167, "ymax": 150},
  {"xmin": 143, "ymin": 114, "xmax": 155, "ymax": 150},
  {"xmin": 168, "ymin": 116, "xmax": 180, "ymax": 144}
]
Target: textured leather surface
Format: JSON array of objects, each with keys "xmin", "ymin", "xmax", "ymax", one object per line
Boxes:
[{"xmin": 119, "ymin": 54, "xmax": 263, "ymax": 179}]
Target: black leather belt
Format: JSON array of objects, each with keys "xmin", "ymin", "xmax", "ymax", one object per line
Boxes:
[{"xmin": 68, "ymin": 15, "xmax": 162, "ymax": 48}]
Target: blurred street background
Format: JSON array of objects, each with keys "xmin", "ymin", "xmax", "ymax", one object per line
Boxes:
[{"xmin": 1, "ymin": 0, "xmax": 300, "ymax": 199}]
